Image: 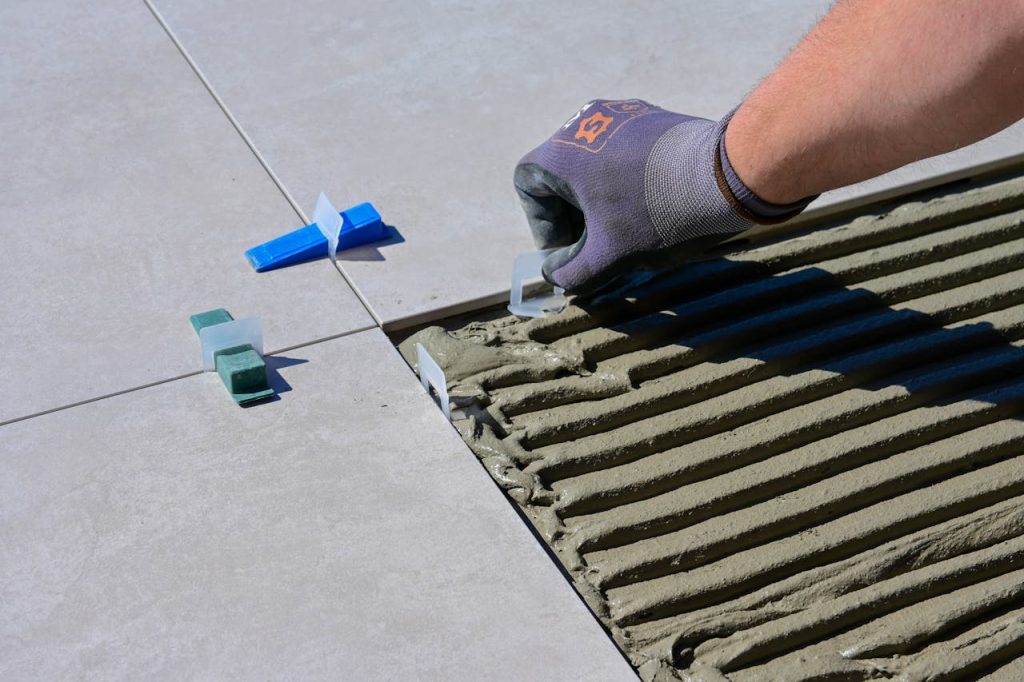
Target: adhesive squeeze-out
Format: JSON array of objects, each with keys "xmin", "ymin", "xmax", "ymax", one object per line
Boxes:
[{"xmin": 401, "ymin": 172, "xmax": 1024, "ymax": 681}]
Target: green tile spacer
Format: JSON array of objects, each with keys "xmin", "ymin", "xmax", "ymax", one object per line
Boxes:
[
  {"xmin": 189, "ymin": 308, "xmax": 234, "ymax": 334},
  {"xmin": 214, "ymin": 344, "xmax": 275, "ymax": 405},
  {"xmin": 190, "ymin": 309, "xmax": 275, "ymax": 405}
]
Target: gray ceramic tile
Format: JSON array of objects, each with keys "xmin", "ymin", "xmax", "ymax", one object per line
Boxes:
[
  {"xmin": 153, "ymin": 0, "xmax": 1024, "ymax": 328},
  {"xmin": 0, "ymin": 328, "xmax": 636, "ymax": 681},
  {"xmin": 0, "ymin": 0, "xmax": 374, "ymax": 424}
]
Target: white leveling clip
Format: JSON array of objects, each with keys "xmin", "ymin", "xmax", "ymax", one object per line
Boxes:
[
  {"xmin": 311, "ymin": 192, "xmax": 343, "ymax": 262},
  {"xmin": 198, "ymin": 316, "xmax": 264, "ymax": 371},
  {"xmin": 416, "ymin": 342, "xmax": 451, "ymax": 420},
  {"xmin": 189, "ymin": 308, "xmax": 274, "ymax": 405},
  {"xmin": 508, "ymin": 248, "xmax": 566, "ymax": 318}
]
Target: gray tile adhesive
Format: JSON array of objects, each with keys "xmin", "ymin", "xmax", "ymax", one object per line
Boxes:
[{"xmin": 400, "ymin": 172, "xmax": 1024, "ymax": 681}]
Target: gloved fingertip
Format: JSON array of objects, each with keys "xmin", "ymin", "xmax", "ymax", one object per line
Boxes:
[
  {"xmin": 541, "ymin": 247, "xmax": 570, "ymax": 289},
  {"xmin": 544, "ymin": 244, "xmax": 590, "ymax": 292}
]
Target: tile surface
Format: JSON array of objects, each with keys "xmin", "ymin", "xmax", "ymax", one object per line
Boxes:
[
  {"xmin": 0, "ymin": 328, "xmax": 636, "ymax": 681},
  {"xmin": 154, "ymin": 0, "xmax": 1024, "ymax": 326},
  {"xmin": 0, "ymin": 0, "xmax": 373, "ymax": 423}
]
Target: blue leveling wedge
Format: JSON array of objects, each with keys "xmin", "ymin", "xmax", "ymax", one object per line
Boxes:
[{"xmin": 244, "ymin": 201, "xmax": 387, "ymax": 272}]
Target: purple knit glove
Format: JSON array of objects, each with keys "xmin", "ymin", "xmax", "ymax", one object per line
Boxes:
[{"xmin": 514, "ymin": 99, "xmax": 810, "ymax": 293}]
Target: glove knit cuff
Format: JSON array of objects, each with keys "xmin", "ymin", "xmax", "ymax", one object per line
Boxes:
[{"xmin": 716, "ymin": 116, "xmax": 818, "ymax": 225}]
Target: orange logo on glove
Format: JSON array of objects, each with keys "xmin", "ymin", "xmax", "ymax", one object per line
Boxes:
[{"xmin": 575, "ymin": 111, "xmax": 614, "ymax": 144}]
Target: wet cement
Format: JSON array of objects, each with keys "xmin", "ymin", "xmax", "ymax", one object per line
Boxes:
[{"xmin": 400, "ymin": 171, "xmax": 1024, "ymax": 680}]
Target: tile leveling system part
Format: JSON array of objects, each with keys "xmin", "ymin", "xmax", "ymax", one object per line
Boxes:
[
  {"xmin": 190, "ymin": 308, "xmax": 275, "ymax": 405},
  {"xmin": 245, "ymin": 197, "xmax": 386, "ymax": 272}
]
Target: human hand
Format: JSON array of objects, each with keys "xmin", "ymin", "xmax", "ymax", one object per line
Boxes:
[{"xmin": 514, "ymin": 99, "xmax": 763, "ymax": 293}]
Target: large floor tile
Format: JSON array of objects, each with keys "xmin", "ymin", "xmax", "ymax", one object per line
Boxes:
[
  {"xmin": 154, "ymin": 0, "xmax": 1024, "ymax": 327},
  {"xmin": 0, "ymin": 328, "xmax": 635, "ymax": 681},
  {"xmin": 0, "ymin": 0, "xmax": 374, "ymax": 424}
]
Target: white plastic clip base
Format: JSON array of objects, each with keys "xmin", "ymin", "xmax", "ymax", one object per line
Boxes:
[
  {"xmin": 508, "ymin": 248, "xmax": 566, "ymax": 318},
  {"xmin": 416, "ymin": 343, "xmax": 451, "ymax": 419},
  {"xmin": 199, "ymin": 317, "xmax": 264, "ymax": 371},
  {"xmin": 312, "ymin": 192, "xmax": 342, "ymax": 262}
]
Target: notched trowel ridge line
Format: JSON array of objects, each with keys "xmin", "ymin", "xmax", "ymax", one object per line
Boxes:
[{"xmin": 401, "ymin": 170, "xmax": 1024, "ymax": 680}]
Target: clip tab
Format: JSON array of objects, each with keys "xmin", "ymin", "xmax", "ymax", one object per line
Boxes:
[
  {"xmin": 312, "ymin": 192, "xmax": 343, "ymax": 262},
  {"xmin": 415, "ymin": 342, "xmax": 451, "ymax": 420},
  {"xmin": 508, "ymin": 249, "xmax": 566, "ymax": 318}
]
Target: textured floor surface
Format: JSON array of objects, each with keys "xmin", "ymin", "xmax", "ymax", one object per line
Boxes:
[
  {"xmin": 404, "ymin": 171, "xmax": 1024, "ymax": 681},
  {"xmin": 1, "ymin": 329, "xmax": 637, "ymax": 681}
]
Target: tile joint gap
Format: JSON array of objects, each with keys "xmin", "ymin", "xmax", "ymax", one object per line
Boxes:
[
  {"xmin": 142, "ymin": 0, "xmax": 382, "ymax": 328},
  {"xmin": 267, "ymin": 323, "xmax": 379, "ymax": 356},
  {"xmin": 0, "ymin": 325, "xmax": 380, "ymax": 428},
  {"xmin": 0, "ymin": 371, "xmax": 204, "ymax": 428},
  {"xmin": 142, "ymin": 0, "xmax": 304, "ymax": 223}
]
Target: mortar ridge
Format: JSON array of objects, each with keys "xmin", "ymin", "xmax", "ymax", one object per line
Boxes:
[{"xmin": 399, "ymin": 173, "xmax": 1024, "ymax": 680}]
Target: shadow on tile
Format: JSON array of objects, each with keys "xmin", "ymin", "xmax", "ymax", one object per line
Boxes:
[
  {"xmin": 337, "ymin": 224, "xmax": 405, "ymax": 262},
  {"xmin": 241, "ymin": 355, "xmax": 309, "ymax": 406}
]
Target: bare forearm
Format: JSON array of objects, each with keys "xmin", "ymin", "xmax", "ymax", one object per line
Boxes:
[{"xmin": 726, "ymin": 0, "xmax": 1024, "ymax": 205}]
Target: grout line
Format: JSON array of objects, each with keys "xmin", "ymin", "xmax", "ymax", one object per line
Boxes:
[
  {"xmin": 0, "ymin": 371, "xmax": 203, "ymax": 428},
  {"xmin": 0, "ymin": 324, "xmax": 380, "ymax": 428},
  {"xmin": 263, "ymin": 323, "xmax": 379, "ymax": 356},
  {"xmin": 328, "ymin": 261, "xmax": 382, "ymax": 327},
  {"xmin": 142, "ymin": 0, "xmax": 383, "ymax": 328},
  {"xmin": 142, "ymin": 0, "xmax": 304, "ymax": 220},
  {"xmin": 382, "ymin": 289, "xmax": 511, "ymax": 334}
]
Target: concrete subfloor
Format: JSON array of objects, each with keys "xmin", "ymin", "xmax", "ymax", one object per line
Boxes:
[
  {"xmin": 3, "ymin": 0, "xmax": 1024, "ymax": 680},
  {"xmin": 410, "ymin": 172, "xmax": 1024, "ymax": 680}
]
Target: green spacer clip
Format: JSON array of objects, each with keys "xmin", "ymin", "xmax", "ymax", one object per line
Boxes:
[{"xmin": 189, "ymin": 308, "xmax": 275, "ymax": 405}]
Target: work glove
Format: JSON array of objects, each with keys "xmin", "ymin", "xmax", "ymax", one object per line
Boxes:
[{"xmin": 514, "ymin": 99, "xmax": 812, "ymax": 293}]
